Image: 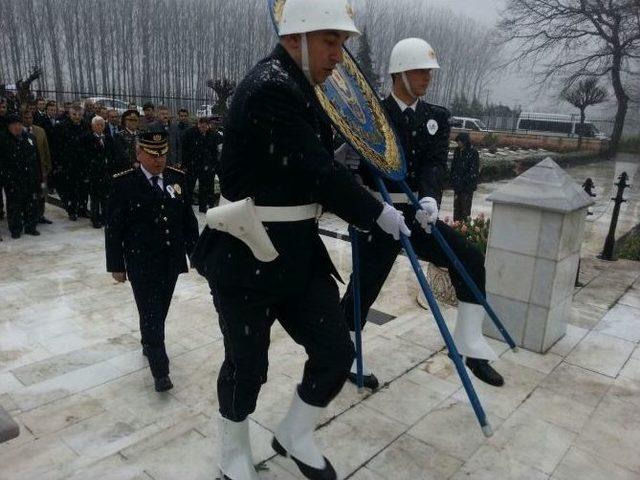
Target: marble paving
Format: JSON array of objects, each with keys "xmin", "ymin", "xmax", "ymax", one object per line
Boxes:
[{"xmin": 1, "ymin": 174, "xmax": 640, "ymax": 479}]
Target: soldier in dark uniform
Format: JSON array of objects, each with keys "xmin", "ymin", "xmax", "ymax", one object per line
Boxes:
[
  {"xmin": 340, "ymin": 38, "xmax": 504, "ymax": 390},
  {"xmin": 113, "ymin": 109, "xmax": 140, "ymax": 168},
  {"xmin": 191, "ymin": 1, "xmax": 410, "ymax": 478},
  {"xmin": 85, "ymin": 116, "xmax": 115, "ymax": 228},
  {"xmin": 52, "ymin": 105, "xmax": 89, "ymax": 220},
  {"xmin": 181, "ymin": 117, "xmax": 221, "ymax": 212},
  {"xmin": 0, "ymin": 98, "xmax": 8, "ymax": 220},
  {"xmin": 451, "ymin": 132, "xmax": 480, "ymax": 221},
  {"xmin": 0, "ymin": 114, "xmax": 41, "ymax": 238},
  {"xmin": 105, "ymin": 129, "xmax": 199, "ymax": 393}
]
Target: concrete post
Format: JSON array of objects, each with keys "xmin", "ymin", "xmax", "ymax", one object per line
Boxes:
[{"xmin": 482, "ymin": 158, "xmax": 595, "ymax": 353}]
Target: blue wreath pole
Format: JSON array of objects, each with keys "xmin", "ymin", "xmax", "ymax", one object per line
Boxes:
[
  {"xmin": 348, "ymin": 226, "xmax": 365, "ymax": 393},
  {"xmin": 375, "ymin": 177, "xmax": 492, "ymax": 437},
  {"xmin": 396, "ymin": 181, "xmax": 517, "ymax": 351}
]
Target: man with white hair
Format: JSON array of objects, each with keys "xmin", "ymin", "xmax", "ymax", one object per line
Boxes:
[
  {"xmin": 85, "ymin": 115, "xmax": 113, "ymax": 228},
  {"xmin": 192, "ymin": 0, "xmax": 410, "ymax": 478}
]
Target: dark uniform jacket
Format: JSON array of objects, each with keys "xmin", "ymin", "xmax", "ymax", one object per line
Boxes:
[
  {"xmin": 105, "ymin": 166, "xmax": 199, "ymax": 279},
  {"xmin": 113, "ymin": 129, "xmax": 138, "ymax": 168},
  {"xmin": 193, "ymin": 44, "xmax": 383, "ymax": 291},
  {"xmin": 181, "ymin": 127, "xmax": 221, "ymax": 176},
  {"xmin": 450, "ymin": 147, "xmax": 480, "ymax": 193},
  {"xmin": 0, "ymin": 130, "xmax": 40, "ymax": 194},
  {"xmin": 360, "ymin": 96, "xmax": 451, "ymax": 200}
]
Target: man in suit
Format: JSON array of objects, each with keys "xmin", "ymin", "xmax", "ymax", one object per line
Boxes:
[
  {"xmin": 106, "ymin": 109, "xmax": 120, "ymax": 139},
  {"xmin": 85, "ymin": 116, "xmax": 115, "ymax": 228},
  {"xmin": 192, "ymin": 1, "xmax": 410, "ymax": 478},
  {"xmin": 340, "ymin": 38, "xmax": 504, "ymax": 390},
  {"xmin": 105, "ymin": 129, "xmax": 199, "ymax": 392},
  {"xmin": 22, "ymin": 109, "xmax": 52, "ymax": 225}
]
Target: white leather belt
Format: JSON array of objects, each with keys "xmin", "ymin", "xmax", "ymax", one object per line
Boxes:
[
  {"xmin": 368, "ymin": 191, "xmax": 418, "ymax": 204},
  {"xmin": 219, "ymin": 196, "xmax": 322, "ymax": 222}
]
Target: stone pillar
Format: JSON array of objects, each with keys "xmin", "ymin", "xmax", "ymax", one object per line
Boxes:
[{"xmin": 482, "ymin": 158, "xmax": 594, "ymax": 353}]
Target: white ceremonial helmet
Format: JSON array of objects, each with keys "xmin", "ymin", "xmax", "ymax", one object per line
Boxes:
[
  {"xmin": 278, "ymin": 0, "xmax": 360, "ymax": 37},
  {"xmin": 388, "ymin": 38, "xmax": 440, "ymax": 74}
]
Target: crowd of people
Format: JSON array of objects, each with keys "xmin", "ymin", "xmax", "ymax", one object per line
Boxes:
[{"xmin": 0, "ymin": 97, "xmax": 223, "ymax": 239}]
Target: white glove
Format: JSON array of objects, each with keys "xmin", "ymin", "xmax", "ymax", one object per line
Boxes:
[
  {"xmin": 376, "ymin": 203, "xmax": 411, "ymax": 240},
  {"xmin": 415, "ymin": 197, "xmax": 438, "ymax": 233}
]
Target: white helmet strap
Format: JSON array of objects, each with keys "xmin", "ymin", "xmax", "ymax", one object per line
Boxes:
[
  {"xmin": 301, "ymin": 33, "xmax": 314, "ymax": 85},
  {"xmin": 401, "ymin": 72, "xmax": 417, "ymax": 100}
]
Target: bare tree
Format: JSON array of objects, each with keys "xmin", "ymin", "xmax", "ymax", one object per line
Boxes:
[
  {"xmin": 561, "ymin": 77, "xmax": 607, "ymax": 126},
  {"xmin": 498, "ymin": 0, "xmax": 640, "ymax": 154},
  {"xmin": 207, "ymin": 78, "xmax": 236, "ymax": 115}
]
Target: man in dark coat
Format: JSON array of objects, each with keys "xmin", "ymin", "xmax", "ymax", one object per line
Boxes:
[
  {"xmin": 192, "ymin": 1, "xmax": 410, "ymax": 478},
  {"xmin": 451, "ymin": 132, "xmax": 480, "ymax": 221},
  {"xmin": 86, "ymin": 115, "xmax": 116, "ymax": 228},
  {"xmin": 340, "ymin": 38, "xmax": 504, "ymax": 391},
  {"xmin": 181, "ymin": 117, "xmax": 221, "ymax": 212},
  {"xmin": 105, "ymin": 129, "xmax": 199, "ymax": 393},
  {"xmin": 0, "ymin": 114, "xmax": 41, "ymax": 238},
  {"xmin": 52, "ymin": 105, "xmax": 89, "ymax": 220}
]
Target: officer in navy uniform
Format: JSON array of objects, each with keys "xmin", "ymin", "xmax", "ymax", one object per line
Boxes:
[
  {"xmin": 190, "ymin": 1, "xmax": 410, "ymax": 478},
  {"xmin": 105, "ymin": 129, "xmax": 199, "ymax": 392},
  {"xmin": 340, "ymin": 38, "xmax": 505, "ymax": 390}
]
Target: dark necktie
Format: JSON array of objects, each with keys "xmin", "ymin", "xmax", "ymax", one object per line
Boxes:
[
  {"xmin": 151, "ymin": 176, "xmax": 164, "ymax": 196},
  {"xmin": 404, "ymin": 108, "xmax": 415, "ymax": 126}
]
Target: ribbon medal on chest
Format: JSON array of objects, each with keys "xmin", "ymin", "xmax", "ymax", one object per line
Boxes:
[{"xmin": 166, "ymin": 185, "xmax": 176, "ymax": 199}]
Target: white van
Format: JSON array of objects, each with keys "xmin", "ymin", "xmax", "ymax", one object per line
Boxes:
[
  {"xmin": 450, "ymin": 116, "xmax": 490, "ymax": 132},
  {"xmin": 516, "ymin": 112, "xmax": 607, "ymax": 139}
]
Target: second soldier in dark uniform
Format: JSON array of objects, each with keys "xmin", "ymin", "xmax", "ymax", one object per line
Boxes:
[
  {"xmin": 105, "ymin": 129, "xmax": 199, "ymax": 392},
  {"xmin": 340, "ymin": 38, "xmax": 505, "ymax": 390}
]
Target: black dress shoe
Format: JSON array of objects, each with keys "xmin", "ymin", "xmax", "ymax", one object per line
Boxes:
[
  {"xmin": 272, "ymin": 437, "xmax": 337, "ymax": 480},
  {"xmin": 25, "ymin": 229, "xmax": 41, "ymax": 236},
  {"xmin": 68, "ymin": 213, "xmax": 77, "ymax": 221},
  {"xmin": 347, "ymin": 372, "xmax": 380, "ymax": 391},
  {"xmin": 11, "ymin": 232, "xmax": 21, "ymax": 239},
  {"xmin": 38, "ymin": 217, "xmax": 53, "ymax": 224},
  {"xmin": 466, "ymin": 358, "xmax": 504, "ymax": 387},
  {"xmin": 154, "ymin": 376, "xmax": 173, "ymax": 392},
  {"xmin": 91, "ymin": 221, "xmax": 102, "ymax": 229}
]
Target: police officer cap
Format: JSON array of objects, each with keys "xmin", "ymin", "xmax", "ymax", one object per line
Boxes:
[
  {"xmin": 122, "ymin": 109, "xmax": 140, "ymax": 119},
  {"xmin": 139, "ymin": 128, "xmax": 169, "ymax": 157},
  {"xmin": 6, "ymin": 113, "xmax": 22, "ymax": 125}
]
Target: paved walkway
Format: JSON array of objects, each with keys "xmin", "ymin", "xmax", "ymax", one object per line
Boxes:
[{"xmin": 1, "ymin": 185, "xmax": 639, "ymax": 479}]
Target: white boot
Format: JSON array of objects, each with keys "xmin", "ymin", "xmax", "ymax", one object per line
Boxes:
[
  {"xmin": 217, "ymin": 415, "xmax": 258, "ymax": 480},
  {"xmin": 272, "ymin": 390, "xmax": 336, "ymax": 480},
  {"xmin": 453, "ymin": 302, "xmax": 498, "ymax": 361}
]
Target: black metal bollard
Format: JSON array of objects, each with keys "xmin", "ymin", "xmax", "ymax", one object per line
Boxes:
[{"xmin": 599, "ymin": 172, "xmax": 630, "ymax": 261}]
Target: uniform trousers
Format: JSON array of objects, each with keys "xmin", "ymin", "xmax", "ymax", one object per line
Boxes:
[
  {"xmin": 5, "ymin": 186, "xmax": 38, "ymax": 234},
  {"xmin": 341, "ymin": 206, "xmax": 486, "ymax": 331},
  {"xmin": 130, "ymin": 271, "xmax": 179, "ymax": 379},
  {"xmin": 209, "ymin": 274, "xmax": 354, "ymax": 422}
]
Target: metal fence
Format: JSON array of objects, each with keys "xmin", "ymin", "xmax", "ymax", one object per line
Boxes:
[{"xmin": 471, "ymin": 113, "xmax": 615, "ymax": 138}]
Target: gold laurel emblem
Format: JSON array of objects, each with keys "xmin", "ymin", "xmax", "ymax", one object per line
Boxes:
[
  {"xmin": 428, "ymin": 49, "xmax": 436, "ymax": 60},
  {"xmin": 174, "ymin": 184, "xmax": 182, "ymax": 195},
  {"xmin": 153, "ymin": 134, "xmax": 161, "ymax": 142}
]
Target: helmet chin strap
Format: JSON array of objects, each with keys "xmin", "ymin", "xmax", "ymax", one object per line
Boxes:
[
  {"xmin": 301, "ymin": 33, "xmax": 315, "ymax": 85},
  {"xmin": 401, "ymin": 72, "xmax": 417, "ymax": 100}
]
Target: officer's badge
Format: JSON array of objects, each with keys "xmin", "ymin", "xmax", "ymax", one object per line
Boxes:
[
  {"xmin": 153, "ymin": 134, "xmax": 162, "ymax": 142},
  {"xmin": 173, "ymin": 184, "xmax": 182, "ymax": 195},
  {"xmin": 428, "ymin": 49, "xmax": 436, "ymax": 60},
  {"xmin": 427, "ymin": 119, "xmax": 439, "ymax": 135}
]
